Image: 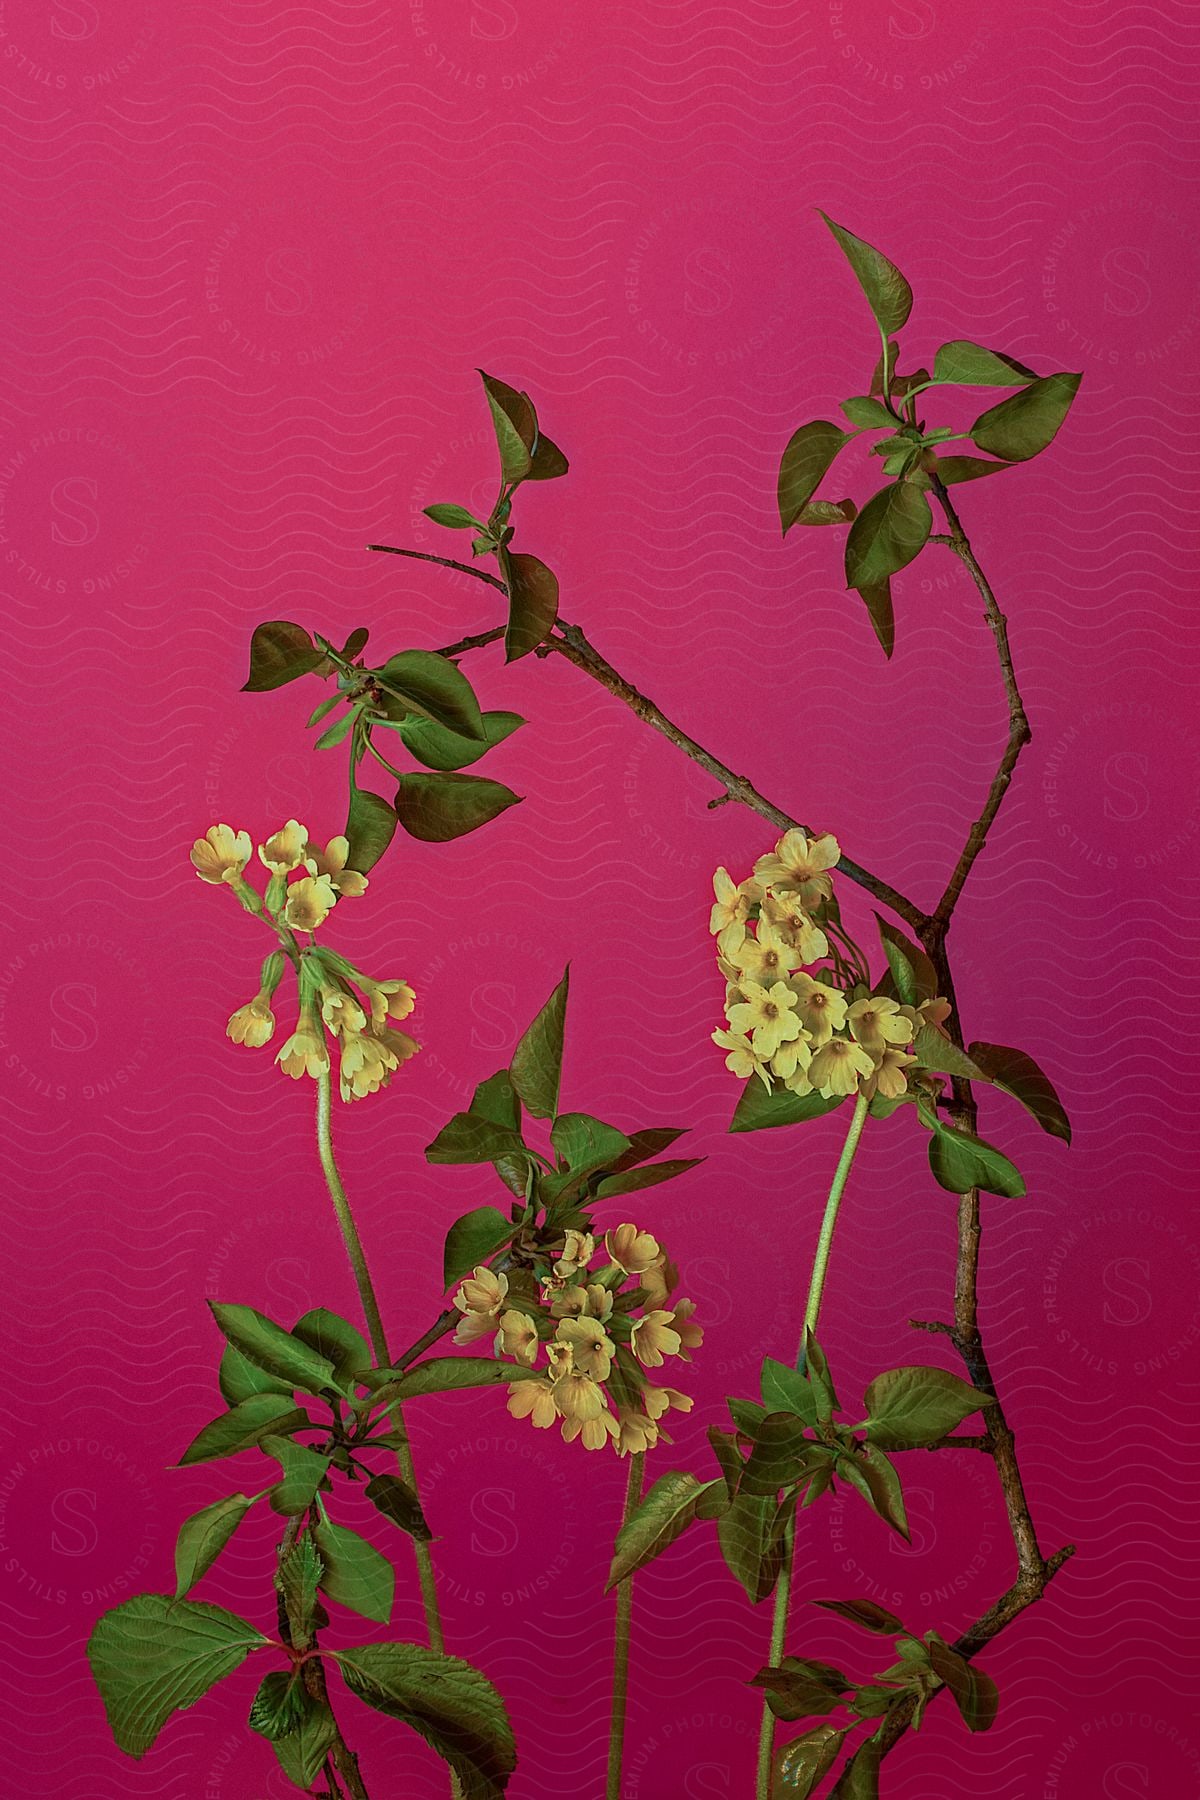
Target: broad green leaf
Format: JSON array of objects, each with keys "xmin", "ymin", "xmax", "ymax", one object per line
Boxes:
[
  {"xmin": 931, "ymin": 340, "xmax": 1036, "ymax": 386},
  {"xmin": 706, "ymin": 1425, "xmax": 744, "ymax": 1505},
  {"xmin": 424, "ymin": 503, "xmax": 480, "ymax": 529},
  {"xmin": 398, "ymin": 709, "xmax": 524, "ymax": 773},
  {"xmin": 772, "ymin": 1724, "xmax": 849, "ymax": 1799},
  {"xmin": 275, "ymin": 1532, "xmax": 323, "ymax": 1651},
  {"xmin": 248, "ymin": 1669, "xmax": 309, "ymax": 1741},
  {"xmin": 394, "ymin": 771, "xmax": 522, "ymax": 843},
  {"xmin": 272, "ymin": 1694, "xmax": 340, "ymax": 1787},
  {"xmin": 927, "ymin": 1122, "xmax": 1025, "ymax": 1198},
  {"xmin": 371, "ymin": 1358, "xmax": 540, "ymax": 1408},
  {"xmin": 291, "ymin": 1309, "xmax": 371, "ymax": 1385},
  {"xmin": 730, "ymin": 1078, "xmax": 845, "ymax": 1133},
  {"xmin": 591, "ymin": 1157, "xmax": 702, "ymax": 1200},
  {"xmin": 509, "ymin": 968, "xmax": 569, "ymax": 1121},
  {"xmin": 873, "ymin": 916, "xmax": 939, "ymax": 1003},
  {"xmin": 313, "ymin": 1518, "xmax": 394, "ymax": 1624},
  {"xmin": 242, "ymin": 620, "xmax": 328, "ymax": 692},
  {"xmin": 377, "ymin": 650, "xmax": 485, "ymax": 741},
  {"xmin": 857, "ymin": 577, "xmax": 894, "ymax": 658},
  {"xmin": 179, "ymin": 1394, "xmax": 311, "ymax": 1466},
  {"xmin": 932, "ymin": 454, "xmax": 1011, "ymax": 485},
  {"xmin": 841, "ymin": 395, "xmax": 895, "ymax": 428},
  {"xmin": 344, "ymin": 782, "xmax": 397, "ymax": 873},
  {"xmin": 794, "ymin": 498, "xmax": 857, "ymax": 527},
  {"xmin": 336, "ymin": 1640, "xmax": 516, "ymax": 1800},
  {"xmin": 218, "ymin": 1343, "xmax": 292, "ymax": 1408},
  {"xmin": 479, "ymin": 369, "xmax": 534, "ymax": 483},
  {"xmin": 967, "ymin": 1040, "xmax": 1071, "ymax": 1144},
  {"xmin": 912, "ymin": 1025, "xmax": 986, "ymax": 1082},
  {"xmin": 550, "ymin": 1111, "xmax": 631, "ymax": 1174},
  {"xmin": 844, "ymin": 482, "xmax": 931, "ymax": 590},
  {"xmin": 174, "ymin": 1493, "xmax": 257, "ymax": 1598},
  {"xmin": 262, "ymin": 1436, "xmax": 332, "ymax": 1516},
  {"xmin": 971, "ymin": 372, "xmax": 1081, "ymax": 462},
  {"xmin": 830, "ymin": 1734, "xmax": 882, "ymax": 1799},
  {"xmin": 761, "ymin": 1358, "xmax": 819, "ymax": 1426},
  {"xmin": 612, "ymin": 1125, "xmax": 690, "ymax": 1167},
  {"xmin": 208, "ymin": 1302, "xmax": 339, "ymax": 1395},
  {"xmin": 837, "ymin": 1448, "xmax": 908, "ymax": 1540},
  {"xmin": 426, "ymin": 1112, "xmax": 528, "ymax": 1166},
  {"xmin": 751, "ymin": 1656, "xmax": 851, "ymax": 1721},
  {"xmin": 470, "ymin": 1069, "xmax": 521, "ymax": 1131},
  {"xmin": 778, "ymin": 421, "xmax": 853, "ymax": 534},
  {"xmin": 365, "ymin": 1472, "xmax": 433, "ymax": 1542},
  {"xmin": 814, "ymin": 1597, "xmax": 907, "ymax": 1635},
  {"xmin": 527, "ymin": 429, "xmax": 569, "ymax": 481},
  {"xmin": 606, "ymin": 1471, "xmax": 715, "ymax": 1589},
  {"xmin": 819, "ymin": 212, "xmax": 913, "ymax": 335},
  {"xmin": 741, "ymin": 1414, "xmax": 815, "ymax": 1498},
  {"xmin": 863, "ymin": 1366, "xmax": 992, "ymax": 1449},
  {"xmin": 924, "ymin": 1635, "xmax": 999, "ymax": 1732},
  {"xmin": 729, "ymin": 1397, "xmax": 768, "ymax": 1437},
  {"xmin": 87, "ymin": 1595, "xmax": 269, "ymax": 1757},
  {"xmin": 500, "ymin": 548, "xmax": 559, "ymax": 662},
  {"xmin": 718, "ymin": 1491, "xmax": 785, "ymax": 1603},
  {"xmin": 444, "ymin": 1205, "xmax": 514, "ymax": 1291},
  {"xmin": 341, "ymin": 626, "xmax": 370, "ymax": 661},
  {"xmin": 876, "ymin": 927, "xmax": 916, "ymax": 1007}
]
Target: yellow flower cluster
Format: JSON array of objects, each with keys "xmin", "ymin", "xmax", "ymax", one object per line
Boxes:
[
  {"xmin": 711, "ymin": 829, "xmax": 950, "ymax": 1105},
  {"xmin": 190, "ymin": 820, "xmax": 418, "ymax": 1101},
  {"xmin": 452, "ymin": 1224, "xmax": 702, "ymax": 1455}
]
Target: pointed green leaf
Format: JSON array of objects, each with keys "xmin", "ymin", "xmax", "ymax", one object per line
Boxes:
[
  {"xmin": 365, "ymin": 1472, "xmax": 433, "ymax": 1542},
  {"xmin": 398, "ymin": 709, "xmax": 524, "ymax": 773},
  {"xmin": 932, "ymin": 454, "xmax": 1012, "ymax": 485},
  {"xmin": 394, "ymin": 771, "xmax": 521, "ymax": 843},
  {"xmin": 802, "ymin": 1331, "xmax": 840, "ymax": 1421},
  {"xmin": 841, "ymin": 395, "xmax": 896, "ymax": 428},
  {"xmin": 863, "ymin": 1365, "xmax": 992, "ymax": 1449},
  {"xmin": 857, "ymin": 577, "xmax": 894, "ymax": 658},
  {"xmin": 927, "ymin": 1122, "xmax": 1025, "ymax": 1198},
  {"xmin": 377, "ymin": 650, "xmax": 485, "ymax": 740},
  {"xmin": 291, "ymin": 1309, "xmax": 371, "ymax": 1385},
  {"xmin": 527, "ymin": 428, "xmax": 569, "ymax": 481},
  {"xmin": 718, "ymin": 1491, "xmax": 785, "ymax": 1603},
  {"xmin": 838, "ymin": 1447, "xmax": 908, "ymax": 1540},
  {"xmin": 761, "ymin": 1358, "xmax": 819, "ymax": 1426},
  {"xmin": 344, "ymin": 782, "xmax": 398, "ymax": 873},
  {"xmin": 335, "ymin": 1640, "xmax": 516, "ymax": 1800},
  {"xmin": 426, "ymin": 1111, "xmax": 528, "ymax": 1166},
  {"xmin": 262, "ymin": 1437, "xmax": 332, "ymax": 1516},
  {"xmin": 819, "ymin": 213, "xmax": 912, "ymax": 335},
  {"xmin": 912, "ymin": 1025, "xmax": 987, "ymax": 1082},
  {"xmin": 208, "ymin": 1302, "xmax": 339, "ymax": 1395},
  {"xmin": 179, "ymin": 1395, "xmax": 312, "ymax": 1466},
  {"xmin": 793, "ymin": 498, "xmax": 858, "ymax": 527},
  {"xmin": 242, "ymin": 621, "xmax": 328, "ymax": 692},
  {"xmin": 371, "ymin": 1358, "xmax": 540, "ymax": 1408},
  {"xmin": 741, "ymin": 1414, "xmax": 816, "ymax": 1498},
  {"xmin": 274, "ymin": 1531, "xmax": 323, "ymax": 1651},
  {"xmin": 778, "ymin": 421, "xmax": 853, "ymax": 534},
  {"xmin": 591, "ymin": 1157, "xmax": 702, "ymax": 1200},
  {"xmin": 550, "ymin": 1111, "xmax": 631, "ymax": 1174},
  {"xmin": 772, "ymin": 1723, "xmax": 849, "ymax": 1799},
  {"xmin": 174, "ymin": 1493, "xmax": 257, "ymax": 1598},
  {"xmin": 424, "ymin": 504, "xmax": 481, "ymax": 529},
  {"xmin": 315, "ymin": 709, "xmax": 357, "ymax": 751},
  {"xmin": 751, "ymin": 1656, "xmax": 852, "ymax": 1721},
  {"xmin": 312, "ymin": 1518, "xmax": 394, "ymax": 1624},
  {"xmin": 873, "ymin": 916, "xmax": 939, "ymax": 1003},
  {"xmin": 500, "ymin": 548, "xmax": 559, "ymax": 662},
  {"xmin": 444, "ymin": 1205, "xmax": 514, "ymax": 1291},
  {"xmin": 830, "ymin": 1734, "xmax": 883, "ymax": 1799},
  {"xmin": 88, "ymin": 1595, "xmax": 269, "ymax": 1757},
  {"xmin": 248, "ymin": 1669, "xmax": 309, "ymax": 1742},
  {"xmin": 470, "ymin": 1069, "xmax": 522, "ymax": 1131},
  {"xmin": 971, "ymin": 372, "xmax": 1081, "ymax": 462},
  {"xmin": 924, "ymin": 1635, "xmax": 999, "ymax": 1731},
  {"xmin": 875, "ymin": 926, "xmax": 916, "ymax": 1007},
  {"xmin": 218, "ymin": 1343, "xmax": 293, "ymax": 1408},
  {"xmin": 606, "ymin": 1471, "xmax": 716, "ymax": 1589},
  {"xmin": 845, "ymin": 482, "xmax": 931, "ymax": 589},
  {"xmin": 814, "ymin": 1597, "xmax": 907, "ymax": 1635},
  {"xmin": 706, "ymin": 1426, "xmax": 744, "ymax": 1504},
  {"xmin": 307, "ymin": 693, "xmax": 343, "ymax": 729},
  {"xmin": 479, "ymin": 369, "xmax": 534, "ymax": 484},
  {"xmin": 271, "ymin": 1694, "xmax": 340, "ymax": 1787},
  {"xmin": 729, "ymin": 1397, "xmax": 768, "ymax": 1438},
  {"xmin": 967, "ymin": 1041, "xmax": 1071, "ymax": 1144},
  {"xmin": 341, "ymin": 626, "xmax": 370, "ymax": 661},
  {"xmin": 730, "ymin": 1079, "xmax": 845, "ymax": 1133},
  {"xmin": 509, "ymin": 969, "xmax": 569, "ymax": 1121},
  {"xmin": 932, "ymin": 341, "xmax": 1036, "ymax": 386}
]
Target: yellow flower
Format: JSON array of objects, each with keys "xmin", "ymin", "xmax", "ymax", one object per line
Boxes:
[
  {"xmin": 606, "ymin": 1223, "xmax": 661, "ymax": 1277},
  {"xmin": 667, "ymin": 1298, "xmax": 703, "ymax": 1361},
  {"xmin": 847, "ymin": 996, "xmax": 913, "ymax": 1053},
  {"xmin": 554, "ymin": 1369, "xmax": 608, "ymax": 1425},
  {"xmin": 713, "ymin": 1027, "xmax": 773, "ymax": 1089},
  {"xmin": 901, "ymin": 997, "xmax": 953, "ymax": 1042},
  {"xmin": 641, "ymin": 1253, "xmax": 680, "ymax": 1311},
  {"xmin": 631, "ymin": 1310, "xmax": 682, "ymax": 1369},
  {"xmin": 753, "ymin": 829, "xmax": 840, "ymax": 908},
  {"xmin": 808, "ymin": 1036, "xmax": 877, "ymax": 1097},
  {"xmin": 284, "ymin": 874, "xmax": 337, "ymax": 933},
  {"xmin": 582, "ymin": 1283, "xmax": 615, "ymax": 1322},
  {"xmin": 710, "ymin": 867, "xmax": 760, "ymax": 937},
  {"xmin": 771, "ymin": 1035, "xmax": 813, "ymax": 1089},
  {"xmin": 727, "ymin": 921, "xmax": 802, "ymax": 990},
  {"xmin": 863, "ymin": 1047, "xmax": 917, "ymax": 1101},
  {"xmin": 495, "ymin": 1310, "xmax": 540, "ymax": 1366},
  {"xmin": 452, "ymin": 1266, "xmax": 509, "ymax": 1344},
  {"xmin": 371, "ymin": 1024, "xmax": 420, "ymax": 1067},
  {"xmin": 191, "ymin": 824, "xmax": 252, "ymax": 885},
  {"xmin": 615, "ymin": 1411, "xmax": 660, "ymax": 1457},
  {"xmin": 507, "ymin": 1378, "xmax": 558, "ymax": 1430},
  {"xmin": 555, "ymin": 1315, "xmax": 615, "ymax": 1381},
  {"xmin": 643, "ymin": 1384, "xmax": 693, "ymax": 1421},
  {"xmin": 726, "ymin": 980, "xmax": 804, "ymax": 1060},
  {"xmin": 227, "ymin": 996, "xmax": 276, "ymax": 1047},
  {"xmin": 759, "ymin": 890, "xmax": 829, "ymax": 965},
  {"xmin": 562, "ymin": 1410, "xmax": 619, "ymax": 1450},
  {"xmin": 321, "ymin": 986, "xmax": 367, "ymax": 1038},
  {"xmin": 275, "ymin": 1016, "xmax": 330, "ymax": 1081},
  {"xmin": 338, "ymin": 1029, "xmax": 399, "ymax": 1103},
  {"xmin": 304, "ymin": 835, "xmax": 369, "ymax": 897},
  {"xmin": 365, "ymin": 979, "xmax": 416, "ymax": 1030},
  {"xmin": 258, "ymin": 820, "xmax": 309, "ymax": 876},
  {"xmin": 789, "ymin": 972, "xmax": 848, "ymax": 1045},
  {"xmin": 554, "ymin": 1230, "xmax": 595, "ymax": 1279},
  {"xmin": 546, "ymin": 1339, "xmax": 573, "ymax": 1380}
]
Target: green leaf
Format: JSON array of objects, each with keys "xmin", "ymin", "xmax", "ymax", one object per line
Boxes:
[
  {"xmin": 426, "ymin": 1112, "xmax": 528, "ymax": 1167},
  {"xmin": 398, "ymin": 709, "xmax": 524, "ymax": 774},
  {"xmin": 470, "ymin": 1069, "xmax": 522, "ymax": 1131},
  {"xmin": 424, "ymin": 503, "xmax": 480, "ymax": 529},
  {"xmin": 863, "ymin": 1366, "xmax": 992, "ymax": 1449},
  {"xmin": 838, "ymin": 1447, "xmax": 908, "ymax": 1540},
  {"xmin": 500, "ymin": 548, "xmax": 559, "ymax": 662},
  {"xmin": 924, "ymin": 1635, "xmax": 999, "ymax": 1732},
  {"xmin": 729, "ymin": 1397, "xmax": 768, "ymax": 1438},
  {"xmin": 705, "ymin": 1426, "xmax": 744, "ymax": 1505},
  {"xmin": 509, "ymin": 968, "xmax": 569, "ymax": 1121},
  {"xmin": 208, "ymin": 1302, "xmax": 339, "ymax": 1395},
  {"xmin": 312, "ymin": 1518, "xmax": 394, "ymax": 1624},
  {"xmin": 873, "ymin": 916, "xmax": 939, "ymax": 1003},
  {"xmin": 444, "ymin": 1205, "xmax": 514, "ymax": 1291},
  {"xmin": 751, "ymin": 1656, "xmax": 851, "ymax": 1721},
  {"xmin": 606, "ymin": 1471, "xmax": 716, "ymax": 1589},
  {"xmin": 718, "ymin": 1492, "xmax": 786, "ymax": 1603},
  {"xmin": 371, "ymin": 1358, "xmax": 540, "ymax": 1407},
  {"xmin": 912, "ymin": 1024, "xmax": 987, "ymax": 1082},
  {"xmin": 365, "ymin": 1472, "xmax": 433, "ymax": 1542},
  {"xmin": 336, "ymin": 1640, "xmax": 516, "ymax": 1800},
  {"xmin": 87, "ymin": 1595, "xmax": 270, "ymax": 1757},
  {"xmin": 927, "ymin": 1122, "xmax": 1025, "ymax": 1198},
  {"xmin": 730, "ymin": 1078, "xmax": 845, "ymax": 1133},
  {"xmin": 970, "ymin": 372, "xmax": 1081, "ymax": 462},
  {"xmin": 344, "ymin": 782, "xmax": 398, "ymax": 873},
  {"xmin": 307, "ymin": 693, "xmax": 343, "ymax": 729},
  {"xmin": 761, "ymin": 1358, "xmax": 819, "ymax": 1426},
  {"xmin": 173, "ymin": 1493, "xmax": 257, "ymax": 1598},
  {"xmin": 377, "ymin": 650, "xmax": 485, "ymax": 740},
  {"xmin": 845, "ymin": 482, "xmax": 931, "ymax": 590},
  {"xmin": 263, "ymin": 1436, "xmax": 332, "ymax": 1516},
  {"xmin": 819, "ymin": 212, "xmax": 913, "ymax": 336},
  {"xmin": 394, "ymin": 771, "xmax": 522, "ymax": 843},
  {"xmin": 815, "ymin": 1596, "xmax": 908, "ymax": 1633},
  {"xmin": 591, "ymin": 1158, "xmax": 702, "ymax": 1201},
  {"xmin": 793, "ymin": 498, "xmax": 858, "ymax": 527},
  {"xmin": 931, "ymin": 340, "xmax": 1036, "ymax": 386},
  {"xmin": 772, "ymin": 1724, "xmax": 849, "ymax": 1799},
  {"xmin": 218, "ymin": 1343, "xmax": 293, "ymax": 1408},
  {"xmin": 179, "ymin": 1394, "xmax": 311, "ymax": 1466},
  {"xmin": 242, "ymin": 620, "xmax": 328, "ymax": 692},
  {"xmin": 778, "ymin": 421, "xmax": 853, "ymax": 534},
  {"xmin": 802, "ymin": 1331, "xmax": 840, "ymax": 1421},
  {"xmin": 271, "ymin": 1694, "xmax": 340, "ymax": 1788},
  {"xmin": 830, "ymin": 1734, "xmax": 882, "ymax": 1799},
  {"xmin": 741, "ymin": 1414, "xmax": 815, "ymax": 1498},
  {"xmin": 967, "ymin": 1040, "xmax": 1071, "ymax": 1144},
  {"xmin": 841, "ymin": 395, "xmax": 896, "ymax": 428},
  {"xmin": 291, "ymin": 1309, "xmax": 371, "ymax": 1385},
  {"xmin": 341, "ymin": 627, "xmax": 370, "ymax": 661},
  {"xmin": 315, "ymin": 709, "xmax": 358, "ymax": 751},
  {"xmin": 527, "ymin": 429, "xmax": 569, "ymax": 481},
  {"xmin": 613, "ymin": 1125, "xmax": 690, "ymax": 1166},
  {"xmin": 932, "ymin": 454, "xmax": 1012, "ymax": 485},
  {"xmin": 274, "ymin": 1532, "xmax": 323, "ymax": 1651},
  {"xmin": 857, "ymin": 578, "xmax": 894, "ymax": 658},
  {"xmin": 248, "ymin": 1669, "xmax": 309, "ymax": 1742},
  {"xmin": 550, "ymin": 1111, "xmax": 631, "ymax": 1174},
  {"xmin": 479, "ymin": 369, "xmax": 534, "ymax": 484},
  {"xmin": 876, "ymin": 928, "xmax": 916, "ymax": 1007}
]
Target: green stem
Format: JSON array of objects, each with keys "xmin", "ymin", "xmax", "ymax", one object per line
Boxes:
[
  {"xmin": 314, "ymin": 1069, "xmax": 446, "ymax": 1657},
  {"xmin": 606, "ymin": 1451, "xmax": 645, "ymax": 1800},
  {"xmin": 755, "ymin": 1092, "xmax": 871, "ymax": 1800}
]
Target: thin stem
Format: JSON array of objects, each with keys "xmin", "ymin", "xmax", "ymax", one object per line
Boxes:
[
  {"xmin": 606, "ymin": 1451, "xmax": 646, "ymax": 1800},
  {"xmin": 754, "ymin": 1527, "xmax": 795, "ymax": 1800}
]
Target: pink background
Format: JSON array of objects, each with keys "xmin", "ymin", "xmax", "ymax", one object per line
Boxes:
[{"xmin": 2, "ymin": 1, "xmax": 1198, "ymax": 1794}]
